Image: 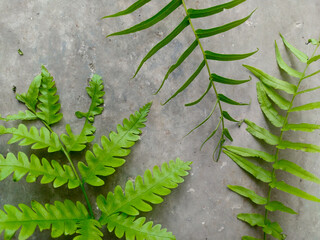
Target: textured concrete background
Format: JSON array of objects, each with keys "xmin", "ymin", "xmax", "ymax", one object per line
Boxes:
[{"xmin": 0, "ymin": 0, "xmax": 320, "ymax": 239}]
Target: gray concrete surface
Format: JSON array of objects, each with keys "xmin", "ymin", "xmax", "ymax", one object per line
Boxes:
[{"xmin": 0, "ymin": 0, "xmax": 320, "ymax": 239}]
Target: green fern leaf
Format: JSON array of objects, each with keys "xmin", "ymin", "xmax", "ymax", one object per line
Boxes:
[
  {"xmin": 270, "ymin": 181, "xmax": 320, "ymax": 202},
  {"xmin": 163, "ymin": 61, "xmax": 205, "ymax": 105},
  {"xmin": 273, "ymin": 159, "xmax": 320, "ymax": 184},
  {"xmin": 237, "ymin": 214, "xmax": 286, "ymax": 240},
  {"xmin": 223, "ymin": 146, "xmax": 275, "ymax": 163},
  {"xmin": 36, "ymin": 66, "xmax": 63, "ymax": 125},
  {"xmin": 101, "ymin": 213, "xmax": 175, "ymax": 240},
  {"xmin": 265, "ymin": 201, "xmax": 297, "ymax": 215},
  {"xmin": 205, "ymin": 49, "xmax": 258, "ymax": 61},
  {"xmin": 222, "ymin": 111, "xmax": 239, "ymax": 122},
  {"xmin": 263, "ymin": 221, "xmax": 285, "ymax": 240},
  {"xmin": 259, "ymin": 83, "xmax": 290, "ymax": 110},
  {"xmin": 244, "ymin": 119, "xmax": 280, "ymax": 145},
  {"xmin": 16, "ymin": 74, "xmax": 41, "ymax": 112},
  {"xmin": 225, "ymin": 36, "xmax": 320, "ymax": 238},
  {"xmin": 134, "ymin": 17, "xmax": 190, "ymax": 78},
  {"xmin": 157, "ymin": 40, "xmax": 198, "ymax": 94},
  {"xmin": 224, "ymin": 150, "xmax": 272, "ymax": 183},
  {"xmin": 61, "ymin": 124, "xmax": 95, "ymax": 152},
  {"xmin": 79, "ymin": 102, "xmax": 151, "ymax": 186},
  {"xmin": 0, "ymin": 200, "xmax": 90, "ymax": 240},
  {"xmin": 211, "ymin": 73, "xmax": 251, "ymax": 85},
  {"xmin": 107, "ymin": 0, "xmax": 182, "ymax": 37},
  {"xmin": 102, "ymin": 0, "xmax": 151, "ymax": 19},
  {"xmin": 243, "ymin": 64, "xmax": 297, "ymax": 94},
  {"xmin": 97, "ymin": 158, "xmax": 191, "ymax": 217},
  {"xmin": 277, "ymin": 140, "xmax": 320, "ymax": 153},
  {"xmin": 289, "ymin": 101, "xmax": 320, "ymax": 112},
  {"xmin": 188, "ymin": 0, "xmax": 246, "ymax": 18},
  {"xmin": 296, "ymin": 85, "xmax": 320, "ymax": 95},
  {"xmin": 0, "ymin": 110, "xmax": 37, "ymax": 122},
  {"xmin": 275, "ymin": 40, "xmax": 303, "ymax": 78},
  {"xmin": 218, "ymin": 94, "xmax": 248, "ymax": 106},
  {"xmin": 228, "ymin": 185, "xmax": 267, "ymax": 205},
  {"xmin": 62, "ymin": 74, "xmax": 104, "ymax": 152},
  {"xmin": 196, "ymin": 11, "xmax": 255, "ymax": 39},
  {"xmin": 279, "ymin": 33, "xmax": 308, "ymax": 63},
  {"xmin": 1, "ymin": 124, "xmax": 62, "ymax": 152},
  {"xmin": 256, "ymin": 82, "xmax": 285, "ymax": 127},
  {"xmin": 74, "ymin": 219, "xmax": 103, "ymax": 240},
  {"xmin": 307, "ymin": 54, "xmax": 320, "ymax": 64},
  {"xmin": 0, "ymin": 152, "xmax": 79, "ymax": 189},
  {"xmin": 282, "ymin": 123, "xmax": 320, "ymax": 132},
  {"xmin": 105, "ymin": 0, "xmax": 256, "ymax": 160},
  {"xmin": 75, "ymin": 74, "xmax": 105, "ymax": 126},
  {"xmin": 237, "ymin": 213, "xmax": 265, "ymax": 228},
  {"xmin": 223, "ymin": 128, "xmax": 233, "ymax": 141}
]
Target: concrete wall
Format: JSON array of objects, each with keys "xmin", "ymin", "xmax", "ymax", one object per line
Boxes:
[{"xmin": 0, "ymin": 0, "xmax": 319, "ymax": 239}]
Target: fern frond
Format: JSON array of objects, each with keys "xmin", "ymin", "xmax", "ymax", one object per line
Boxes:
[
  {"xmin": 0, "ymin": 124, "xmax": 62, "ymax": 152},
  {"xmin": 0, "ymin": 200, "xmax": 90, "ymax": 240},
  {"xmin": 97, "ymin": 158, "xmax": 191, "ymax": 218},
  {"xmin": 0, "ymin": 152, "xmax": 79, "ymax": 189},
  {"xmin": 16, "ymin": 74, "xmax": 41, "ymax": 112},
  {"xmin": 61, "ymin": 124, "xmax": 95, "ymax": 152},
  {"xmin": 61, "ymin": 74, "xmax": 105, "ymax": 152},
  {"xmin": 104, "ymin": 0, "xmax": 257, "ymax": 160},
  {"xmin": 74, "ymin": 219, "xmax": 103, "ymax": 240},
  {"xmin": 101, "ymin": 213, "xmax": 175, "ymax": 240},
  {"xmin": 36, "ymin": 66, "xmax": 63, "ymax": 125},
  {"xmin": 224, "ymin": 35, "xmax": 320, "ymax": 238},
  {"xmin": 75, "ymin": 74, "xmax": 105, "ymax": 134},
  {"xmin": 78, "ymin": 102, "xmax": 151, "ymax": 186},
  {"xmin": 0, "ymin": 110, "xmax": 37, "ymax": 122}
]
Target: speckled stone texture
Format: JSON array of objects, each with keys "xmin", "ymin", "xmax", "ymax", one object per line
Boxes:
[{"xmin": 0, "ymin": 0, "xmax": 320, "ymax": 239}]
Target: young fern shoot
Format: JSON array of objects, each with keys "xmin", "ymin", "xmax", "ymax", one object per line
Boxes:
[
  {"xmin": 224, "ymin": 36, "xmax": 320, "ymax": 239},
  {"xmin": 0, "ymin": 67, "xmax": 191, "ymax": 240},
  {"xmin": 104, "ymin": 0, "xmax": 257, "ymax": 160}
]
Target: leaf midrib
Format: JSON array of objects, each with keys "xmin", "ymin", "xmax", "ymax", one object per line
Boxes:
[
  {"xmin": 0, "ymin": 162, "xmax": 77, "ymax": 182},
  {"xmin": 0, "ymin": 217, "xmax": 90, "ymax": 225},
  {"xmin": 105, "ymin": 215, "xmax": 175, "ymax": 239},
  {"xmin": 106, "ymin": 163, "xmax": 184, "ymax": 216}
]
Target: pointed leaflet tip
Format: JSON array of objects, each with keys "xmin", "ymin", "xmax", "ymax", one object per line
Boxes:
[
  {"xmin": 279, "ymin": 33, "xmax": 308, "ymax": 63},
  {"xmin": 105, "ymin": 0, "xmax": 182, "ymax": 38},
  {"xmin": 102, "ymin": 0, "xmax": 152, "ymax": 20}
]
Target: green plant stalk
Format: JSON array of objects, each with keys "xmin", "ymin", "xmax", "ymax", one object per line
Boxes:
[
  {"xmin": 32, "ymin": 114, "xmax": 95, "ymax": 218},
  {"xmin": 181, "ymin": 0, "xmax": 226, "ymax": 159},
  {"xmin": 263, "ymin": 42, "xmax": 320, "ymax": 240}
]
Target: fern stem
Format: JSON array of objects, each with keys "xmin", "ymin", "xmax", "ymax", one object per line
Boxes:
[
  {"xmin": 38, "ymin": 119, "xmax": 95, "ymax": 219},
  {"xmin": 181, "ymin": 0, "xmax": 226, "ymax": 160},
  {"xmin": 263, "ymin": 43, "xmax": 320, "ymax": 240}
]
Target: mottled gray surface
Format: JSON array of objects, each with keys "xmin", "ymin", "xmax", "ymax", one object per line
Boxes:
[{"xmin": 0, "ymin": 0, "xmax": 320, "ymax": 239}]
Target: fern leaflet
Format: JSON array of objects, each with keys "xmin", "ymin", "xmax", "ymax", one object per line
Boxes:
[
  {"xmin": 103, "ymin": 213, "xmax": 175, "ymax": 240},
  {"xmin": 16, "ymin": 74, "xmax": 41, "ymax": 112},
  {"xmin": 97, "ymin": 158, "xmax": 191, "ymax": 217},
  {"xmin": 0, "ymin": 152, "xmax": 79, "ymax": 189},
  {"xmin": 74, "ymin": 219, "xmax": 103, "ymax": 240},
  {"xmin": 0, "ymin": 110, "xmax": 37, "ymax": 122},
  {"xmin": 0, "ymin": 124, "xmax": 62, "ymax": 152},
  {"xmin": 0, "ymin": 200, "xmax": 91, "ymax": 240},
  {"xmin": 36, "ymin": 66, "xmax": 63, "ymax": 125},
  {"xmin": 224, "ymin": 35, "xmax": 320, "ymax": 239},
  {"xmin": 103, "ymin": 0, "xmax": 257, "ymax": 160},
  {"xmin": 78, "ymin": 102, "xmax": 151, "ymax": 186},
  {"xmin": 61, "ymin": 74, "xmax": 105, "ymax": 152}
]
